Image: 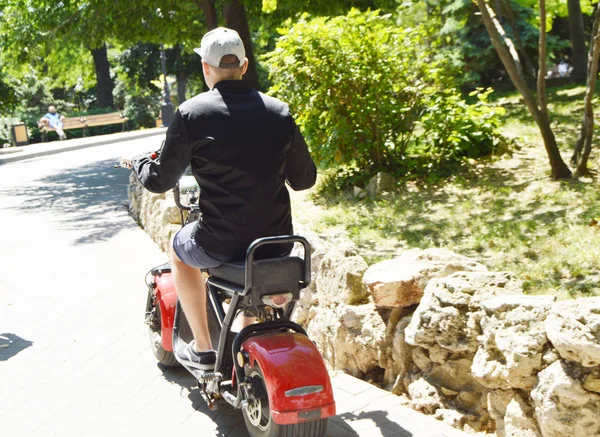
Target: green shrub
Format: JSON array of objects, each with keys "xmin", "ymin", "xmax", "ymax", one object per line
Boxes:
[
  {"xmin": 113, "ymin": 80, "xmax": 161, "ymax": 130},
  {"xmin": 263, "ymin": 9, "xmax": 506, "ymax": 186},
  {"xmin": 124, "ymin": 93, "xmax": 160, "ymax": 130},
  {"xmin": 0, "ymin": 75, "xmax": 18, "ymax": 114},
  {"xmin": 413, "ymin": 88, "xmax": 507, "ymax": 176},
  {"xmin": 0, "ymin": 117, "xmax": 20, "ymax": 147},
  {"xmin": 264, "ymin": 10, "xmax": 428, "ymax": 172}
]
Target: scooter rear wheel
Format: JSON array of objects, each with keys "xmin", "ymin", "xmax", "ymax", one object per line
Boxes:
[
  {"xmin": 148, "ymin": 299, "xmax": 179, "ymax": 367},
  {"xmin": 242, "ymin": 364, "xmax": 328, "ymax": 437}
]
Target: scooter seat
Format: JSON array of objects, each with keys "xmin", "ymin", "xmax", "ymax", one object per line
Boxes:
[
  {"xmin": 209, "ymin": 261, "xmax": 245, "ymax": 285},
  {"xmin": 208, "ymin": 256, "xmax": 305, "ymax": 293}
]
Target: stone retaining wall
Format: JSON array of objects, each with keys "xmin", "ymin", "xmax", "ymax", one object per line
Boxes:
[{"xmin": 129, "ymin": 176, "xmax": 600, "ymax": 437}]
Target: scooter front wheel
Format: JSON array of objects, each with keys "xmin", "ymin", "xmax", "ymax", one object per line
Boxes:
[
  {"xmin": 242, "ymin": 364, "xmax": 328, "ymax": 437},
  {"xmin": 148, "ymin": 296, "xmax": 179, "ymax": 367}
]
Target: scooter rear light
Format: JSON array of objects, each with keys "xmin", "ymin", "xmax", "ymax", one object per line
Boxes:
[{"xmin": 261, "ymin": 293, "xmax": 293, "ymax": 308}]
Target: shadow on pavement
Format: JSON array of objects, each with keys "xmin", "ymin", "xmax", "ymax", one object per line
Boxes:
[
  {"xmin": 0, "ymin": 333, "xmax": 33, "ymax": 361},
  {"xmin": 0, "ymin": 158, "xmax": 135, "ymax": 245},
  {"xmin": 335, "ymin": 410, "xmax": 414, "ymax": 436},
  {"xmin": 159, "ymin": 365, "xmax": 411, "ymax": 437},
  {"xmin": 161, "ymin": 364, "xmax": 251, "ymax": 437}
]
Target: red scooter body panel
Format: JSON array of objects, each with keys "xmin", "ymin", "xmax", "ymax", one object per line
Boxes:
[
  {"xmin": 243, "ymin": 332, "xmax": 335, "ymax": 425},
  {"xmin": 155, "ymin": 273, "xmax": 177, "ymax": 352}
]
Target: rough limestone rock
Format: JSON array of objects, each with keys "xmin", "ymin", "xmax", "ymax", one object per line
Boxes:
[
  {"xmin": 315, "ymin": 252, "xmax": 369, "ymax": 306},
  {"xmin": 128, "ymin": 176, "xmax": 181, "ymax": 253},
  {"xmin": 434, "ymin": 408, "xmax": 465, "ymax": 428},
  {"xmin": 455, "ymin": 390, "xmax": 484, "ymax": 411},
  {"xmin": 427, "ymin": 358, "xmax": 483, "ymax": 393},
  {"xmin": 306, "ymin": 302, "xmax": 386, "ymax": 378},
  {"xmin": 542, "ymin": 349, "xmax": 560, "ymax": 366},
  {"xmin": 363, "ymin": 248, "xmax": 488, "ymax": 308},
  {"xmin": 407, "ymin": 377, "xmax": 444, "ymax": 414},
  {"xmin": 291, "ymin": 230, "xmax": 363, "ymax": 329},
  {"xmin": 290, "ymin": 229, "xmax": 327, "ymax": 327},
  {"xmin": 583, "ymin": 367, "xmax": 600, "ymax": 394},
  {"xmin": 353, "ymin": 186, "xmax": 366, "ymax": 199},
  {"xmin": 545, "ymin": 297, "xmax": 600, "ymax": 367},
  {"xmin": 292, "ymin": 287, "xmax": 313, "ymax": 328},
  {"xmin": 389, "ymin": 315, "xmax": 414, "ymax": 394},
  {"xmin": 366, "ymin": 172, "xmax": 397, "ymax": 196},
  {"xmin": 412, "ymin": 346, "xmax": 433, "ymax": 373},
  {"xmin": 435, "ymin": 407, "xmax": 492, "ymax": 434},
  {"xmin": 407, "ymin": 372, "xmax": 492, "ymax": 433},
  {"xmin": 405, "ymin": 271, "xmax": 523, "ymax": 355},
  {"xmin": 531, "ymin": 360, "xmax": 600, "ymax": 437},
  {"xmin": 293, "ymin": 227, "xmax": 359, "ymax": 267},
  {"xmin": 487, "ymin": 390, "xmax": 541, "ymax": 437},
  {"xmin": 161, "ymin": 204, "xmax": 181, "ymax": 226},
  {"xmin": 472, "ymin": 295, "xmax": 555, "ymax": 390}
]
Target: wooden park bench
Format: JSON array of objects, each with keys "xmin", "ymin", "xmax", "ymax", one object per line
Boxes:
[
  {"xmin": 39, "ymin": 116, "xmax": 86, "ymax": 142},
  {"xmin": 39, "ymin": 112, "xmax": 129, "ymax": 142},
  {"xmin": 81, "ymin": 112, "xmax": 129, "ymax": 133}
]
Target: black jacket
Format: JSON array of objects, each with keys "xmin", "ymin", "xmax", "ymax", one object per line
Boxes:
[{"xmin": 132, "ymin": 80, "xmax": 316, "ymax": 261}]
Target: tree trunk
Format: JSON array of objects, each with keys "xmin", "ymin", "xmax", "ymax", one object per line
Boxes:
[
  {"xmin": 572, "ymin": 5, "xmax": 600, "ymax": 175},
  {"xmin": 538, "ymin": 0, "xmax": 548, "ymax": 115},
  {"xmin": 494, "ymin": 0, "xmax": 503, "ymax": 24},
  {"xmin": 177, "ymin": 73, "xmax": 187, "ymax": 105},
  {"xmin": 193, "ymin": 0, "xmax": 218, "ymax": 30},
  {"xmin": 224, "ymin": 0, "xmax": 260, "ymax": 90},
  {"xmin": 568, "ymin": 0, "xmax": 588, "ymax": 80},
  {"xmin": 90, "ymin": 43, "xmax": 114, "ymax": 109},
  {"xmin": 503, "ymin": 0, "xmax": 537, "ymax": 87},
  {"xmin": 481, "ymin": 1, "xmax": 525, "ymax": 77},
  {"xmin": 174, "ymin": 44, "xmax": 188, "ymax": 104},
  {"xmin": 476, "ymin": 0, "xmax": 572, "ymax": 179}
]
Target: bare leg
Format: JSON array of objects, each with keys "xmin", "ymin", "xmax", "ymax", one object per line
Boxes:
[{"xmin": 170, "ymin": 244, "xmax": 213, "ymax": 352}]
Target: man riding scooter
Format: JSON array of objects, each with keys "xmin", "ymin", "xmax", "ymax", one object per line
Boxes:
[{"xmin": 130, "ymin": 27, "xmax": 316, "ymax": 375}]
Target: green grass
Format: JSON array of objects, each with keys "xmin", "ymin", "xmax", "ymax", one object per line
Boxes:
[{"xmin": 303, "ymin": 82, "xmax": 600, "ymax": 299}]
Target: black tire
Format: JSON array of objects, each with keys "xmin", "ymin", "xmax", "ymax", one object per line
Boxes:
[
  {"xmin": 242, "ymin": 364, "xmax": 328, "ymax": 437},
  {"xmin": 148, "ymin": 299, "xmax": 180, "ymax": 367}
]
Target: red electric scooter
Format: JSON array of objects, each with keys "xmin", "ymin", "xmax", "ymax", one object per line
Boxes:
[{"xmin": 136, "ymin": 163, "xmax": 335, "ymax": 437}]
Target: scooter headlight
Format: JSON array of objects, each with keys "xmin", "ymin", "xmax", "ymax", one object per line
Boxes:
[{"xmin": 261, "ymin": 293, "xmax": 293, "ymax": 308}]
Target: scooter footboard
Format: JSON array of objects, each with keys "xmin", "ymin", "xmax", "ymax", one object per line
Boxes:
[{"xmin": 242, "ymin": 332, "xmax": 336, "ymax": 425}]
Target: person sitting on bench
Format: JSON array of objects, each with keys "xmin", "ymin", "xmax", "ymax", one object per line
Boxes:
[{"xmin": 40, "ymin": 106, "xmax": 67, "ymax": 140}]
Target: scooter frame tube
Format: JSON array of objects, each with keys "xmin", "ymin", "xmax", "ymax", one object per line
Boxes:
[
  {"xmin": 173, "ymin": 235, "xmax": 314, "ymax": 409},
  {"xmin": 207, "ymin": 235, "xmax": 312, "ymax": 381}
]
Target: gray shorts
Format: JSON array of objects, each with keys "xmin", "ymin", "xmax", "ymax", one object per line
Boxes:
[{"xmin": 172, "ymin": 222, "xmax": 230, "ymax": 269}]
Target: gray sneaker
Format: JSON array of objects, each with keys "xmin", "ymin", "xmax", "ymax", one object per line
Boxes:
[{"xmin": 176, "ymin": 341, "xmax": 216, "ymax": 371}]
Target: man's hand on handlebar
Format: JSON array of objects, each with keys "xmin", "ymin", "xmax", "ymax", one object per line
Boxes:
[
  {"xmin": 118, "ymin": 157, "xmax": 133, "ymax": 169},
  {"xmin": 117, "ymin": 150, "xmax": 159, "ymax": 169}
]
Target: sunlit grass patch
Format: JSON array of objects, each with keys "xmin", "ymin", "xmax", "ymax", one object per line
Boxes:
[
  {"xmin": 312, "ymin": 178, "xmax": 600, "ymax": 297},
  {"xmin": 303, "ymin": 83, "xmax": 600, "ymax": 298}
]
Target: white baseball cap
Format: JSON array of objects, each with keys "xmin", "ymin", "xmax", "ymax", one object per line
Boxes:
[{"xmin": 194, "ymin": 27, "xmax": 245, "ymax": 69}]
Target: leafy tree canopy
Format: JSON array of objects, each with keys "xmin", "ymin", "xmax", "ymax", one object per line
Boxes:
[
  {"xmin": 513, "ymin": 0, "xmax": 599, "ymax": 30},
  {"xmin": 0, "ymin": 0, "xmax": 205, "ymax": 91}
]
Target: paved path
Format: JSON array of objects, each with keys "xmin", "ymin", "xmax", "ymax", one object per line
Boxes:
[
  {"xmin": 0, "ymin": 133, "xmax": 470, "ymax": 437},
  {"xmin": 0, "ymin": 128, "xmax": 167, "ymax": 165}
]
